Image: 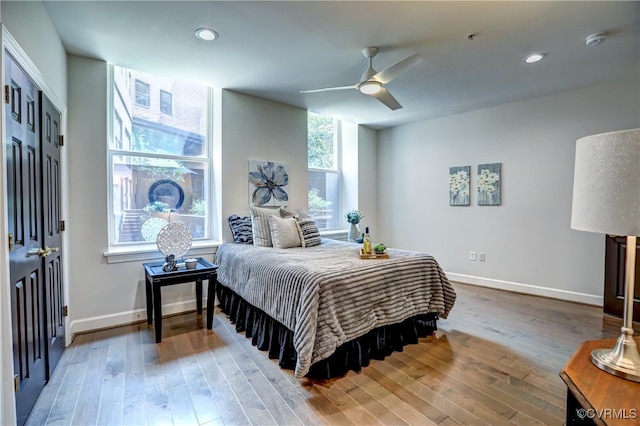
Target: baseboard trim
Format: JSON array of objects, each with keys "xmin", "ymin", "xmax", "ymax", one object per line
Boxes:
[
  {"xmin": 70, "ymin": 298, "xmax": 205, "ymax": 336},
  {"xmin": 446, "ymin": 272, "xmax": 603, "ymax": 307}
]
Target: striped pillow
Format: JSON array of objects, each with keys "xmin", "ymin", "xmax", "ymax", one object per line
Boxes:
[
  {"xmin": 296, "ymin": 217, "xmax": 321, "ymax": 247},
  {"xmin": 250, "ymin": 206, "xmax": 282, "ymax": 247},
  {"xmin": 228, "ymin": 215, "xmax": 253, "ymax": 244}
]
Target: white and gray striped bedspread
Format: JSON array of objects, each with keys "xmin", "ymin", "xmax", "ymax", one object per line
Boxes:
[{"xmin": 215, "ymin": 239, "xmax": 456, "ymax": 377}]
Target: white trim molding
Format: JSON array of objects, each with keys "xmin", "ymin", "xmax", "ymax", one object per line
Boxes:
[
  {"xmin": 69, "ymin": 297, "xmax": 209, "ymax": 336},
  {"xmin": 446, "ymin": 272, "xmax": 603, "ymax": 307}
]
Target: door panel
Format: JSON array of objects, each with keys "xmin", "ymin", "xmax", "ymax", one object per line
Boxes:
[
  {"xmin": 604, "ymin": 235, "xmax": 640, "ymax": 319},
  {"xmin": 40, "ymin": 91, "xmax": 65, "ymax": 374},
  {"xmin": 6, "ymin": 52, "xmax": 46, "ymax": 426}
]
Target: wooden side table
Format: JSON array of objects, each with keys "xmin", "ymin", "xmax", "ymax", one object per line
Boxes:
[
  {"xmin": 560, "ymin": 338, "xmax": 640, "ymax": 425},
  {"xmin": 143, "ymin": 257, "xmax": 218, "ymax": 343}
]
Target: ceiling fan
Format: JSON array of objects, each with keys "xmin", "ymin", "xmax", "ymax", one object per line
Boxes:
[{"xmin": 300, "ymin": 47, "xmax": 422, "ymax": 110}]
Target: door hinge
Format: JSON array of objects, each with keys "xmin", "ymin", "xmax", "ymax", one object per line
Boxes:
[
  {"xmin": 8, "ymin": 233, "xmax": 13, "ymax": 251},
  {"xmin": 60, "ymin": 220, "xmax": 66, "ymax": 232},
  {"xmin": 63, "ymin": 305, "xmax": 68, "ymax": 317},
  {"xmin": 14, "ymin": 374, "xmax": 19, "ymax": 393},
  {"xmin": 59, "ymin": 135, "xmax": 64, "ymax": 147},
  {"xmin": 4, "ymin": 85, "xmax": 9, "ymax": 104}
]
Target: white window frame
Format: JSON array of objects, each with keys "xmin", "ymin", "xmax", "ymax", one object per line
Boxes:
[
  {"xmin": 160, "ymin": 89, "xmax": 172, "ymax": 115},
  {"xmin": 105, "ymin": 65, "xmax": 218, "ymax": 263},
  {"xmin": 308, "ymin": 115, "xmax": 342, "ymax": 230},
  {"xmin": 134, "ymin": 79, "xmax": 150, "ymax": 107}
]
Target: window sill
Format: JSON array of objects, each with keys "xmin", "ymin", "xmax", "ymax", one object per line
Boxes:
[
  {"xmin": 320, "ymin": 229, "xmax": 348, "ymax": 241},
  {"xmin": 103, "ymin": 240, "xmax": 221, "ymax": 264}
]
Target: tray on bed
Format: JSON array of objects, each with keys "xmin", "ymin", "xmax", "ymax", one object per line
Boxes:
[{"xmin": 359, "ymin": 249, "xmax": 389, "ymax": 259}]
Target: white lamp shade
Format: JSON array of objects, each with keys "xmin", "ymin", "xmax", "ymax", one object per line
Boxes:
[{"xmin": 571, "ymin": 129, "xmax": 640, "ymax": 236}]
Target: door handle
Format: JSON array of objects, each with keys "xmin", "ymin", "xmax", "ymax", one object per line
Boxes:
[
  {"xmin": 29, "ymin": 247, "xmax": 50, "ymax": 257},
  {"xmin": 28, "ymin": 246, "xmax": 59, "ymax": 258}
]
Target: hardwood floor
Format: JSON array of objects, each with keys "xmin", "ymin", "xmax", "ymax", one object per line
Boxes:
[{"xmin": 26, "ymin": 282, "xmax": 625, "ymax": 426}]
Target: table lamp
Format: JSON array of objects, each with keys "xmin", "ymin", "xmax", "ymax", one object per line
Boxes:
[{"xmin": 570, "ymin": 128, "xmax": 640, "ymax": 382}]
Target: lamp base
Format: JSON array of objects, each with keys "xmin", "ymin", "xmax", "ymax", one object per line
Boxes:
[{"xmin": 591, "ymin": 334, "xmax": 640, "ymax": 382}]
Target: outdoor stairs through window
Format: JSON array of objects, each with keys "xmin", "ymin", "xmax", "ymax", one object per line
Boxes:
[{"xmin": 119, "ymin": 209, "xmax": 143, "ymax": 242}]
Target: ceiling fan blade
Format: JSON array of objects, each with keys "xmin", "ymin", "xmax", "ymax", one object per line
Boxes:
[
  {"xmin": 300, "ymin": 85, "xmax": 357, "ymax": 93},
  {"xmin": 371, "ymin": 87, "xmax": 402, "ymax": 110},
  {"xmin": 372, "ymin": 53, "xmax": 422, "ymax": 84}
]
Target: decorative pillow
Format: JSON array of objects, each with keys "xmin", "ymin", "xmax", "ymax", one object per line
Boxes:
[
  {"xmin": 296, "ymin": 217, "xmax": 321, "ymax": 247},
  {"xmin": 228, "ymin": 215, "xmax": 253, "ymax": 244},
  {"xmin": 268, "ymin": 216, "xmax": 302, "ymax": 249},
  {"xmin": 250, "ymin": 206, "xmax": 282, "ymax": 247},
  {"xmin": 280, "ymin": 207, "xmax": 310, "ymax": 219},
  {"xmin": 279, "ymin": 207, "xmax": 297, "ymax": 218}
]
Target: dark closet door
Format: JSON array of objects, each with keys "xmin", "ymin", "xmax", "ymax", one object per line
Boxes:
[
  {"xmin": 604, "ymin": 235, "xmax": 640, "ymax": 320},
  {"xmin": 40, "ymin": 91, "xmax": 65, "ymax": 377},
  {"xmin": 5, "ymin": 52, "xmax": 47, "ymax": 426}
]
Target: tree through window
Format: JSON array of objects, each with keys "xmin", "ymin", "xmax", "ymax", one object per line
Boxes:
[{"xmin": 308, "ymin": 112, "xmax": 340, "ymax": 229}]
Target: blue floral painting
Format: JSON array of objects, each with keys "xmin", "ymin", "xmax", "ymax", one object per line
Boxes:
[
  {"xmin": 249, "ymin": 160, "xmax": 290, "ymax": 206},
  {"xmin": 477, "ymin": 163, "xmax": 501, "ymax": 205},
  {"xmin": 449, "ymin": 166, "xmax": 470, "ymax": 206}
]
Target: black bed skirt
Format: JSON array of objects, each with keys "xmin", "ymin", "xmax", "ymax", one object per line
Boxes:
[{"xmin": 215, "ymin": 282, "xmax": 439, "ymax": 380}]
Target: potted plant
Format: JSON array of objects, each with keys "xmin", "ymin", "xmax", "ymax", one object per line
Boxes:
[
  {"xmin": 374, "ymin": 243, "xmax": 387, "ymax": 254},
  {"xmin": 345, "ymin": 209, "xmax": 364, "ymax": 242}
]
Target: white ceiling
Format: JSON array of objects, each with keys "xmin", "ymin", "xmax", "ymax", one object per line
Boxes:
[{"xmin": 43, "ymin": 1, "xmax": 639, "ymax": 129}]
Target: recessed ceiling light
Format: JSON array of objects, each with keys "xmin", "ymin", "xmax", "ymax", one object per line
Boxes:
[
  {"xmin": 524, "ymin": 53, "xmax": 546, "ymax": 64},
  {"xmin": 195, "ymin": 28, "xmax": 218, "ymax": 41}
]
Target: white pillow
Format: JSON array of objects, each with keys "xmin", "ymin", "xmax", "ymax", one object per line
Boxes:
[
  {"xmin": 268, "ymin": 216, "xmax": 302, "ymax": 249},
  {"xmin": 251, "ymin": 206, "xmax": 281, "ymax": 247}
]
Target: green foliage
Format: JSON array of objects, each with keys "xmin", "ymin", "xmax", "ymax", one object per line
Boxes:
[
  {"xmin": 189, "ymin": 198, "xmax": 206, "ymax": 216},
  {"xmin": 138, "ymin": 159, "xmax": 186, "ymax": 183},
  {"xmin": 308, "ymin": 188, "xmax": 332, "ymax": 211},
  {"xmin": 374, "ymin": 243, "xmax": 387, "ymax": 253},
  {"xmin": 142, "ymin": 201, "xmax": 170, "ymax": 221},
  {"xmin": 308, "ymin": 112, "xmax": 335, "ymax": 169},
  {"xmin": 345, "ymin": 209, "xmax": 364, "ymax": 224}
]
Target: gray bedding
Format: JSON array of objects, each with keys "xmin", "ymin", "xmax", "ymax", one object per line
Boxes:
[{"xmin": 214, "ymin": 238, "xmax": 456, "ymax": 377}]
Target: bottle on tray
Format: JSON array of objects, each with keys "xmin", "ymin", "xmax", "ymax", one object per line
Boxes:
[{"xmin": 363, "ymin": 227, "xmax": 372, "ymax": 255}]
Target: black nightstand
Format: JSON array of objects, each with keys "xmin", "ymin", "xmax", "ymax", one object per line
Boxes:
[{"xmin": 143, "ymin": 258, "xmax": 218, "ymax": 343}]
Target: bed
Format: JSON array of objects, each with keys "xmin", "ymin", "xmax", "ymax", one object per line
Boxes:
[{"xmin": 214, "ymin": 236, "xmax": 456, "ymax": 379}]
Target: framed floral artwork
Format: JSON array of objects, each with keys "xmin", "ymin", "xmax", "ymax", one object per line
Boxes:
[
  {"xmin": 449, "ymin": 166, "xmax": 470, "ymax": 206},
  {"xmin": 249, "ymin": 160, "xmax": 290, "ymax": 206},
  {"xmin": 477, "ymin": 163, "xmax": 501, "ymax": 205}
]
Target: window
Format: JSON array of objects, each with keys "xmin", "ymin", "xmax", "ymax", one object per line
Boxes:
[
  {"xmin": 114, "ymin": 111, "xmax": 123, "ymax": 150},
  {"xmin": 111, "ymin": 66, "xmax": 210, "ymax": 245},
  {"xmin": 160, "ymin": 90, "xmax": 172, "ymax": 115},
  {"xmin": 135, "ymin": 80, "xmax": 150, "ymax": 107},
  {"xmin": 308, "ymin": 112, "xmax": 340, "ymax": 229}
]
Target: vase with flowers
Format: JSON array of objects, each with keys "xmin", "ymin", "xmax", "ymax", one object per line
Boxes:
[{"xmin": 345, "ymin": 209, "xmax": 364, "ymax": 242}]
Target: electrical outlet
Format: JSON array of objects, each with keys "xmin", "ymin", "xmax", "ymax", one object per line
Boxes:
[
  {"xmin": 479, "ymin": 252, "xmax": 486, "ymax": 262},
  {"xmin": 469, "ymin": 251, "xmax": 476, "ymax": 261}
]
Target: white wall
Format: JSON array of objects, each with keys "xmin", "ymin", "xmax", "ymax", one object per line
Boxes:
[
  {"xmin": 220, "ymin": 90, "xmax": 308, "ymax": 242},
  {"xmin": 340, "ymin": 123, "xmax": 379, "ymax": 237},
  {"xmin": 378, "ymin": 78, "xmax": 640, "ymax": 304},
  {"xmin": 1, "ymin": 1, "xmax": 67, "ymax": 106},
  {"xmin": 356, "ymin": 125, "xmax": 378, "ymax": 238}
]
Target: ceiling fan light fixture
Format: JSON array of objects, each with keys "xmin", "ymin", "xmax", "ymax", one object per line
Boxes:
[
  {"xmin": 195, "ymin": 28, "xmax": 218, "ymax": 41},
  {"xmin": 524, "ymin": 53, "xmax": 546, "ymax": 64},
  {"xmin": 359, "ymin": 81, "xmax": 382, "ymax": 95}
]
